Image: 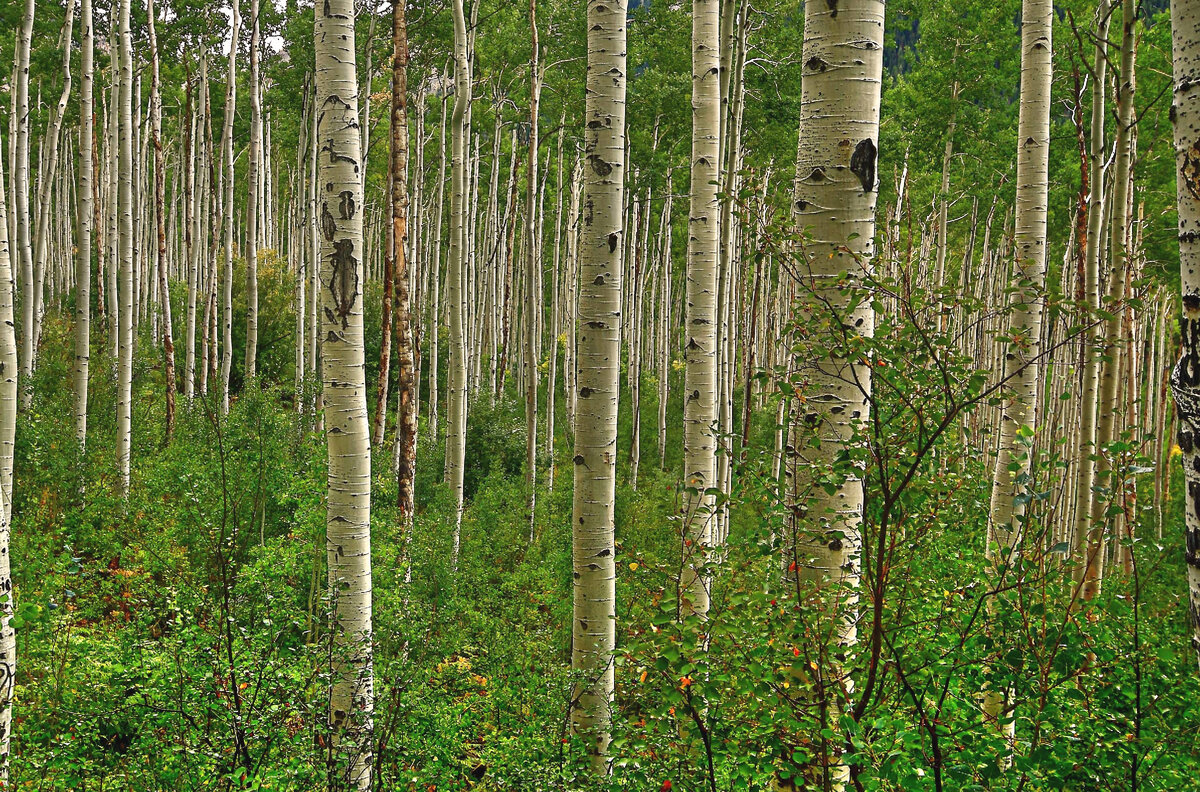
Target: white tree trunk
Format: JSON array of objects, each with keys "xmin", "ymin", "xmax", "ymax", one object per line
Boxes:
[
  {"xmin": 73, "ymin": 0, "xmax": 95, "ymax": 448},
  {"xmin": 571, "ymin": 0, "xmax": 627, "ymax": 773},
  {"xmin": 244, "ymin": 0, "xmax": 262, "ymax": 380},
  {"xmin": 789, "ymin": 0, "xmax": 884, "ymax": 785},
  {"xmin": 680, "ymin": 0, "xmax": 720, "ymax": 623},
  {"xmin": 13, "ymin": 0, "xmax": 33, "ymax": 409},
  {"xmin": 220, "ymin": 0, "xmax": 240, "ymax": 414},
  {"xmin": 315, "ymin": 0, "xmax": 374, "ymax": 785},
  {"xmin": 0, "ymin": 104, "xmax": 19, "ymax": 787},
  {"xmin": 983, "ymin": 0, "xmax": 1052, "ymax": 744},
  {"xmin": 1170, "ymin": 0, "xmax": 1200, "ymax": 672},
  {"xmin": 445, "ymin": 0, "xmax": 471, "ymax": 563},
  {"xmin": 116, "ymin": 0, "xmax": 136, "ymax": 496}
]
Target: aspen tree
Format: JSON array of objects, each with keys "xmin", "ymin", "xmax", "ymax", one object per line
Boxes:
[
  {"xmin": 525, "ymin": 0, "xmax": 542, "ymax": 537},
  {"xmin": 1172, "ymin": 0, "xmax": 1200, "ymax": 671},
  {"xmin": 315, "ymin": 0, "xmax": 375, "ymax": 784},
  {"xmin": 185, "ymin": 73, "xmax": 200, "ymax": 402},
  {"xmin": 391, "ymin": 0, "xmax": 418, "ymax": 527},
  {"xmin": 220, "ymin": 0, "xmax": 240, "ymax": 413},
  {"xmin": 571, "ymin": 0, "xmax": 627, "ymax": 772},
  {"xmin": 428, "ymin": 93, "xmax": 447, "ymax": 436},
  {"xmin": 546, "ymin": 123, "xmax": 565, "ymax": 492},
  {"xmin": 788, "ymin": 0, "xmax": 884, "ymax": 785},
  {"xmin": 658, "ymin": 175, "xmax": 672, "ymax": 471},
  {"xmin": 294, "ymin": 75, "xmax": 311, "ymax": 409},
  {"xmin": 984, "ymin": 0, "xmax": 1052, "ymax": 741},
  {"xmin": 445, "ymin": 0, "xmax": 472, "ymax": 563},
  {"xmin": 1073, "ymin": 0, "xmax": 1112, "ymax": 595},
  {"xmin": 149, "ymin": 0, "xmax": 175, "ymax": 441},
  {"xmin": 28, "ymin": 3, "xmax": 75, "ymax": 391},
  {"xmin": 1086, "ymin": 0, "xmax": 1137, "ymax": 597},
  {"xmin": 116, "ymin": 0, "xmax": 135, "ymax": 496},
  {"xmin": 0, "ymin": 113, "xmax": 17, "ymax": 787},
  {"xmin": 13, "ymin": 0, "xmax": 33, "ymax": 405},
  {"xmin": 681, "ymin": 0, "xmax": 720, "ymax": 624},
  {"xmin": 244, "ymin": 0, "xmax": 262, "ymax": 380},
  {"xmin": 73, "ymin": 0, "xmax": 95, "ymax": 448}
]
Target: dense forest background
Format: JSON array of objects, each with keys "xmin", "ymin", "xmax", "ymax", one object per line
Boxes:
[{"xmin": 0, "ymin": 0, "xmax": 1196, "ymax": 789}]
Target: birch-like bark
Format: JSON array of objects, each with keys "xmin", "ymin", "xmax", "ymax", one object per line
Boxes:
[
  {"xmin": 184, "ymin": 73, "xmax": 199, "ymax": 402},
  {"xmin": 1073, "ymin": 0, "xmax": 1112, "ymax": 595},
  {"xmin": 315, "ymin": 0, "xmax": 374, "ymax": 785},
  {"xmin": 220, "ymin": 0, "xmax": 240, "ymax": 413},
  {"xmin": 29, "ymin": 3, "xmax": 75, "ymax": 393},
  {"xmin": 525, "ymin": 0, "xmax": 542, "ymax": 538},
  {"xmin": 116, "ymin": 0, "xmax": 135, "ymax": 496},
  {"xmin": 13, "ymin": 0, "xmax": 33, "ymax": 407},
  {"xmin": 244, "ymin": 0, "xmax": 261, "ymax": 380},
  {"xmin": 445, "ymin": 0, "xmax": 471, "ymax": 563},
  {"xmin": 681, "ymin": 0, "xmax": 720, "ymax": 624},
  {"xmin": 984, "ymin": 0, "xmax": 1052, "ymax": 740},
  {"xmin": 658, "ymin": 175, "xmax": 672, "ymax": 470},
  {"xmin": 788, "ymin": 0, "xmax": 883, "ymax": 785},
  {"xmin": 0, "ymin": 108, "xmax": 19, "ymax": 786},
  {"xmin": 73, "ymin": 0, "xmax": 95, "ymax": 448},
  {"xmin": 547, "ymin": 123, "xmax": 565, "ymax": 491},
  {"xmin": 428, "ymin": 93, "xmax": 447, "ymax": 436},
  {"xmin": 1085, "ymin": 0, "xmax": 1137, "ymax": 598},
  {"xmin": 149, "ymin": 0, "xmax": 176, "ymax": 441},
  {"xmin": 1172, "ymin": 0, "xmax": 1200, "ymax": 673},
  {"xmin": 571, "ymin": 0, "xmax": 626, "ymax": 773}
]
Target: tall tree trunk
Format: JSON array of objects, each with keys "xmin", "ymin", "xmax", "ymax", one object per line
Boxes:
[
  {"xmin": 220, "ymin": 0, "xmax": 241, "ymax": 413},
  {"xmin": 445, "ymin": 0, "xmax": 472, "ymax": 564},
  {"xmin": 13, "ymin": 0, "xmax": 33, "ymax": 409},
  {"xmin": 184, "ymin": 73, "xmax": 199, "ymax": 403},
  {"xmin": 788, "ymin": 0, "xmax": 884, "ymax": 786},
  {"xmin": 680, "ymin": 0, "xmax": 720, "ymax": 625},
  {"xmin": 0, "ymin": 101, "xmax": 19, "ymax": 788},
  {"xmin": 244, "ymin": 0, "xmax": 261, "ymax": 381},
  {"xmin": 315, "ymin": 0, "xmax": 374, "ymax": 785},
  {"xmin": 28, "ymin": 3, "xmax": 75, "ymax": 399},
  {"xmin": 148, "ymin": 0, "xmax": 175, "ymax": 442},
  {"xmin": 571, "ymin": 0, "xmax": 627, "ymax": 773},
  {"xmin": 1171, "ymin": 0, "xmax": 1200, "ymax": 672},
  {"xmin": 525, "ymin": 0, "xmax": 541, "ymax": 539},
  {"xmin": 429, "ymin": 93, "xmax": 447, "ymax": 437},
  {"xmin": 658, "ymin": 175, "xmax": 672, "ymax": 470},
  {"xmin": 547, "ymin": 122, "xmax": 565, "ymax": 492},
  {"xmin": 984, "ymin": 0, "xmax": 1052, "ymax": 746},
  {"xmin": 73, "ymin": 0, "xmax": 95, "ymax": 448},
  {"xmin": 116, "ymin": 0, "xmax": 136, "ymax": 496},
  {"xmin": 391, "ymin": 1, "xmax": 418, "ymax": 532},
  {"xmin": 1074, "ymin": 0, "xmax": 1113, "ymax": 596},
  {"xmin": 1085, "ymin": 0, "xmax": 1137, "ymax": 597}
]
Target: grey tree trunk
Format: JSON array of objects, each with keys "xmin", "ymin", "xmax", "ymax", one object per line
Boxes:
[{"xmin": 391, "ymin": 1, "xmax": 418, "ymax": 532}]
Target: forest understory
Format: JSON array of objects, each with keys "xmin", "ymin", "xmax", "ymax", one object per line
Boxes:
[{"xmin": 2, "ymin": 0, "xmax": 1200, "ymax": 790}]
